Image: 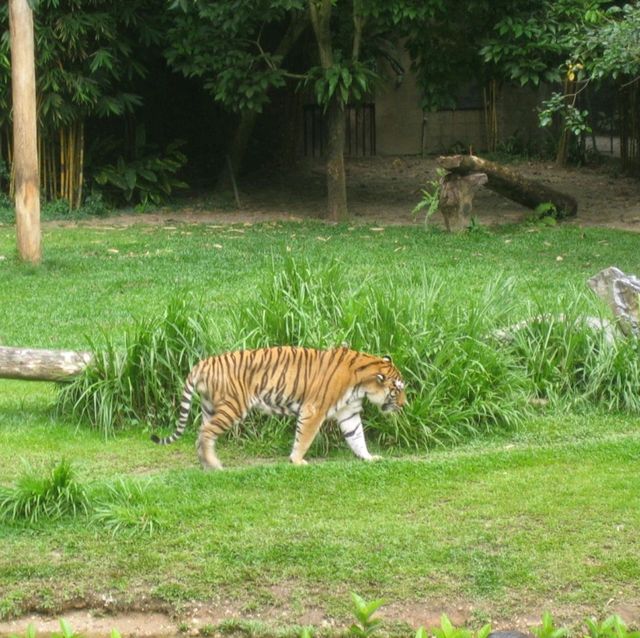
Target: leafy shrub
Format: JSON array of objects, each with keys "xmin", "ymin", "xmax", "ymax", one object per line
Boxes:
[
  {"xmin": 0, "ymin": 459, "xmax": 89, "ymax": 524},
  {"xmin": 0, "ymin": 191, "xmax": 13, "ymax": 224},
  {"xmin": 94, "ymin": 129, "xmax": 187, "ymax": 207}
]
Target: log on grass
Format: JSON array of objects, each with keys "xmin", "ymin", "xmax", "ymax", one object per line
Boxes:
[
  {"xmin": 0, "ymin": 346, "xmax": 92, "ymax": 381},
  {"xmin": 438, "ymin": 154, "xmax": 578, "ymax": 218}
]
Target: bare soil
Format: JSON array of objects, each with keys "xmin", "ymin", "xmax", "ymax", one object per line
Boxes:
[{"xmin": 48, "ymin": 156, "xmax": 640, "ymax": 232}]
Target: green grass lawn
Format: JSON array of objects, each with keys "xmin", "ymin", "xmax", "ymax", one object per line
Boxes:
[{"xmin": 0, "ymin": 220, "xmax": 639, "ymax": 631}]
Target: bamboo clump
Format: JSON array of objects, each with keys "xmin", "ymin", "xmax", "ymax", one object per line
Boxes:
[
  {"xmin": 483, "ymin": 79, "xmax": 499, "ymax": 153},
  {"xmin": 4, "ymin": 119, "xmax": 85, "ymax": 210},
  {"xmin": 38, "ymin": 120, "xmax": 85, "ymax": 209}
]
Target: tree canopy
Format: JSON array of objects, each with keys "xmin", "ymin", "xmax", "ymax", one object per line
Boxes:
[{"xmin": 1, "ymin": 0, "xmax": 638, "ymax": 225}]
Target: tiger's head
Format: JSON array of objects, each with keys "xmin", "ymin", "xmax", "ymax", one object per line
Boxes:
[{"xmin": 363, "ymin": 355, "xmax": 406, "ymax": 413}]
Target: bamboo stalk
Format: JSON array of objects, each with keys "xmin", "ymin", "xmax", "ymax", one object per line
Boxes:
[
  {"xmin": 50, "ymin": 142, "xmax": 55, "ymax": 199},
  {"xmin": 68, "ymin": 123, "xmax": 75, "ymax": 209},
  {"xmin": 77, "ymin": 120, "xmax": 84, "ymax": 208},
  {"xmin": 59, "ymin": 127, "xmax": 65, "ymax": 203}
]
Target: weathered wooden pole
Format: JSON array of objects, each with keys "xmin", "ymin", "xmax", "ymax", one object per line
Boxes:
[{"xmin": 9, "ymin": 0, "xmax": 42, "ymax": 263}]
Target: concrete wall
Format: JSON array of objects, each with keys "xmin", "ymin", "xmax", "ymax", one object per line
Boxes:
[
  {"xmin": 299, "ymin": 52, "xmax": 547, "ymax": 157},
  {"xmin": 374, "ymin": 53, "xmax": 546, "ymax": 155}
]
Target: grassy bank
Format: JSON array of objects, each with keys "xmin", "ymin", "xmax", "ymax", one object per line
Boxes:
[{"xmin": 0, "ymin": 220, "xmax": 639, "ymax": 628}]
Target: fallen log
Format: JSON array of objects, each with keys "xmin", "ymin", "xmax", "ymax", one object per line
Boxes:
[
  {"xmin": 438, "ymin": 154, "xmax": 578, "ymax": 218},
  {"xmin": 493, "ymin": 267, "xmax": 639, "ymax": 343},
  {"xmin": 0, "ymin": 346, "xmax": 92, "ymax": 381}
]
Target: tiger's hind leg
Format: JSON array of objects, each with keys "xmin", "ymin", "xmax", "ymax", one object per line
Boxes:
[{"xmin": 197, "ymin": 412, "xmax": 233, "ymax": 470}]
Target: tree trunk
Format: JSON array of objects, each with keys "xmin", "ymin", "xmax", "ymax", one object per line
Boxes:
[
  {"xmin": 324, "ymin": 97, "xmax": 348, "ymax": 221},
  {"xmin": 218, "ymin": 13, "xmax": 307, "ymax": 187},
  {"xmin": 438, "ymin": 154, "xmax": 578, "ymax": 218},
  {"xmin": 309, "ymin": 0, "xmax": 349, "ymax": 220},
  {"xmin": 218, "ymin": 110, "xmax": 259, "ymax": 190},
  {"xmin": 9, "ymin": 0, "xmax": 41, "ymax": 264},
  {"xmin": 0, "ymin": 346, "xmax": 92, "ymax": 382}
]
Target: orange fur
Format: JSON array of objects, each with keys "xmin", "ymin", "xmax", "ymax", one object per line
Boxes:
[{"xmin": 151, "ymin": 346, "xmax": 406, "ymax": 469}]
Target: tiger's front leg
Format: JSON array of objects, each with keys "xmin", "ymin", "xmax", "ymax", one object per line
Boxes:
[
  {"xmin": 290, "ymin": 407, "xmax": 325, "ymax": 466},
  {"xmin": 337, "ymin": 412, "xmax": 380, "ymax": 461}
]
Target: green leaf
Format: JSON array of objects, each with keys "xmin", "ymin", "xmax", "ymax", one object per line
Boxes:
[
  {"xmin": 440, "ymin": 614, "xmax": 454, "ymax": 638},
  {"xmin": 124, "ymin": 169, "xmax": 137, "ymax": 190},
  {"xmin": 58, "ymin": 619, "xmax": 75, "ymax": 638}
]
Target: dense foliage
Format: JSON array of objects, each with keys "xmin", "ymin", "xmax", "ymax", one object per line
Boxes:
[{"xmin": 1, "ymin": 0, "xmax": 638, "ymax": 213}]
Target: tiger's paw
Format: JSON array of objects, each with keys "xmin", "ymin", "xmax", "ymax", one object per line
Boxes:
[
  {"xmin": 201, "ymin": 460, "xmax": 224, "ymax": 471},
  {"xmin": 289, "ymin": 455, "xmax": 309, "ymax": 466},
  {"xmin": 364, "ymin": 455, "xmax": 382, "ymax": 462}
]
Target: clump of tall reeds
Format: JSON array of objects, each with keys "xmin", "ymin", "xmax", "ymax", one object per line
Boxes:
[{"xmin": 57, "ymin": 298, "xmax": 214, "ymax": 436}]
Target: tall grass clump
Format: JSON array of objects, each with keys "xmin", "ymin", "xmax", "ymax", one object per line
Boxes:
[
  {"xmin": 0, "ymin": 459, "xmax": 89, "ymax": 524},
  {"xmin": 236, "ymin": 255, "xmax": 352, "ymax": 349},
  {"xmin": 507, "ymin": 292, "xmax": 640, "ymax": 412},
  {"xmin": 366, "ymin": 275, "xmax": 530, "ymax": 448},
  {"xmin": 235, "ymin": 256, "xmax": 531, "ymax": 449},
  {"xmin": 91, "ymin": 477, "xmax": 161, "ymax": 537},
  {"xmin": 57, "ymin": 298, "xmax": 215, "ymax": 435},
  {"xmin": 55, "ymin": 255, "xmax": 640, "ymax": 450}
]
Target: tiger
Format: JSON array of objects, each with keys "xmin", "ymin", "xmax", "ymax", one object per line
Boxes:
[{"xmin": 151, "ymin": 345, "xmax": 406, "ymax": 469}]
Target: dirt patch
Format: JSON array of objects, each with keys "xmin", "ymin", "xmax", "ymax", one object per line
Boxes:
[
  {"xmin": 43, "ymin": 156, "xmax": 640, "ymax": 232},
  {"xmin": 2, "ymin": 597, "xmax": 639, "ymax": 638}
]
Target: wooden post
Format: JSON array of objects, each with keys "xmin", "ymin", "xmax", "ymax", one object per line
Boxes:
[{"xmin": 9, "ymin": 0, "xmax": 41, "ymax": 264}]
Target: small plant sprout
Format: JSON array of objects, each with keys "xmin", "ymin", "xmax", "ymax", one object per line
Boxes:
[
  {"xmin": 349, "ymin": 592, "xmax": 385, "ymax": 638},
  {"xmin": 423, "ymin": 615, "xmax": 492, "ymax": 638},
  {"xmin": 585, "ymin": 615, "xmax": 640, "ymax": 638},
  {"xmin": 412, "ymin": 168, "xmax": 446, "ymax": 226},
  {"xmin": 532, "ymin": 612, "xmax": 569, "ymax": 638}
]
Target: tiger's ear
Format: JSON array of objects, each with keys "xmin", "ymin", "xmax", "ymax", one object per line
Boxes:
[
  {"xmin": 376, "ymin": 373, "xmax": 386, "ymax": 383},
  {"xmin": 382, "ymin": 355, "xmax": 392, "ymax": 362}
]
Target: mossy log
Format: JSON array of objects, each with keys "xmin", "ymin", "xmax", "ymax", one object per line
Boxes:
[{"xmin": 438, "ymin": 154, "xmax": 578, "ymax": 218}]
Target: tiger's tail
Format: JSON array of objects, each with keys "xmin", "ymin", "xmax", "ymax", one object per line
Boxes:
[{"xmin": 150, "ymin": 372, "xmax": 198, "ymax": 445}]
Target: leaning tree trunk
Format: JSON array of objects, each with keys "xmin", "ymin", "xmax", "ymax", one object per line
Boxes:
[
  {"xmin": 218, "ymin": 13, "xmax": 307, "ymax": 189},
  {"xmin": 438, "ymin": 154, "xmax": 578, "ymax": 218},
  {"xmin": 218, "ymin": 110, "xmax": 259, "ymax": 191},
  {"xmin": 9, "ymin": 0, "xmax": 41, "ymax": 263}
]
